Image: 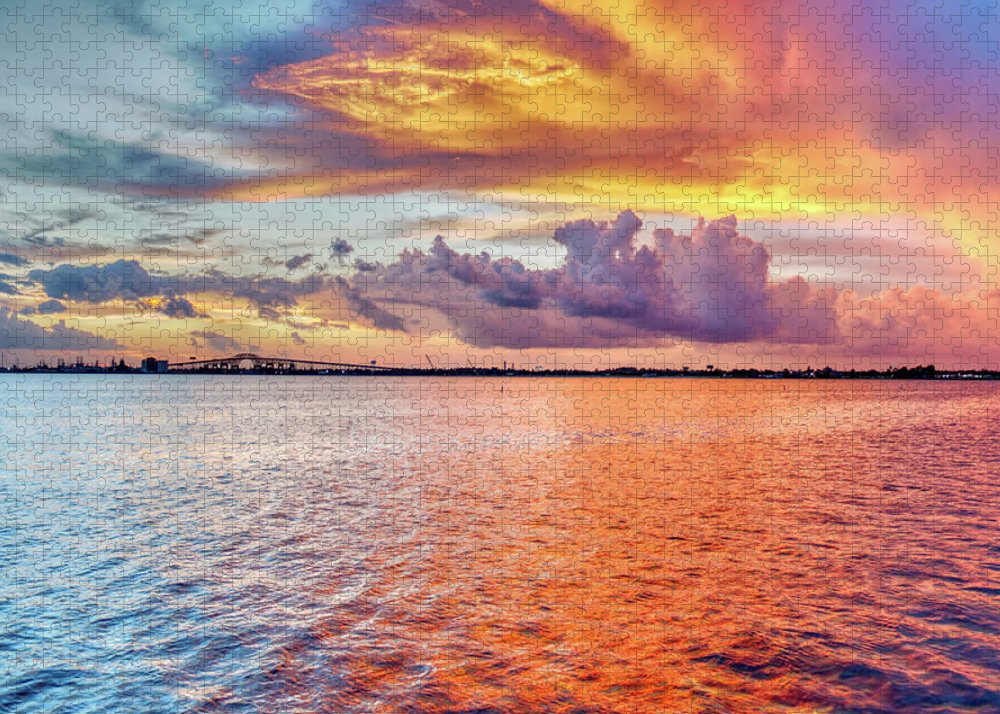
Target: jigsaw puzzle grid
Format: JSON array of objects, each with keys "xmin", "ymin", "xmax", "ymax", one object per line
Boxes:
[{"xmin": 1, "ymin": 1, "xmax": 998, "ymax": 712}]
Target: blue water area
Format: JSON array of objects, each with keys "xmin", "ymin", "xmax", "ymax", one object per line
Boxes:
[{"xmin": 2, "ymin": 375, "xmax": 999, "ymax": 712}]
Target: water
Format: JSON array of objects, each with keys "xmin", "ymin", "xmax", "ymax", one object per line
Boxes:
[{"xmin": 1, "ymin": 376, "xmax": 998, "ymax": 713}]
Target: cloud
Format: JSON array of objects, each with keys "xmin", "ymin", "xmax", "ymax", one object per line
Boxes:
[
  {"xmin": 37, "ymin": 299, "xmax": 66, "ymax": 314},
  {"xmin": 26, "ymin": 257, "xmax": 404, "ymax": 330},
  {"xmin": 333, "ymin": 276, "xmax": 408, "ymax": 332},
  {"xmin": 226, "ymin": 0, "xmax": 1000, "ymax": 248},
  {"xmin": 330, "ymin": 239, "xmax": 354, "ymax": 258},
  {"xmin": 19, "ymin": 210, "xmax": 996, "ymax": 361},
  {"xmin": 349, "ymin": 212, "xmax": 835, "ymax": 347},
  {"xmin": 187, "ymin": 330, "xmax": 246, "ymax": 354},
  {"xmin": 139, "ymin": 228, "xmax": 224, "ymax": 247},
  {"xmin": 195, "ymin": 270, "xmax": 334, "ymax": 313},
  {"xmin": 29, "ymin": 260, "xmax": 161, "ymax": 302},
  {"xmin": 284, "ymin": 254, "xmax": 313, "ymax": 271},
  {"xmin": 16, "ymin": 208, "xmax": 92, "ymax": 247},
  {"xmin": 28, "ymin": 259, "xmax": 332, "ymax": 316},
  {"xmin": 3, "ymin": 130, "xmax": 230, "ymax": 198},
  {"xmin": 158, "ymin": 294, "xmax": 201, "ymax": 319},
  {"xmin": 835, "ymin": 286, "xmax": 1000, "ymax": 359},
  {"xmin": 0, "ymin": 308, "xmax": 118, "ymax": 351},
  {"xmin": 0, "ymin": 253, "xmax": 28, "ymax": 267}
]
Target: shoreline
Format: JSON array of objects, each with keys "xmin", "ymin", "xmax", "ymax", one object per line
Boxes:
[{"xmin": 3, "ymin": 367, "xmax": 998, "ymax": 380}]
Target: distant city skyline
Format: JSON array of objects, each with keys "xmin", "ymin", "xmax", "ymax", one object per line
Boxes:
[{"xmin": 2, "ymin": 0, "xmax": 999, "ymax": 369}]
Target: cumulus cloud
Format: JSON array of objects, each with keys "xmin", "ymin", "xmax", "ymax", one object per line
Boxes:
[
  {"xmin": 29, "ymin": 260, "xmax": 160, "ymax": 302},
  {"xmin": 21, "ymin": 211, "xmax": 997, "ymax": 360},
  {"xmin": 349, "ymin": 212, "xmax": 835, "ymax": 347},
  {"xmin": 0, "ymin": 308, "xmax": 119, "ymax": 351}
]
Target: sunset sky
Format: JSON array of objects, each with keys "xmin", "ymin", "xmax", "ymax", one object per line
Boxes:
[{"xmin": 1, "ymin": 0, "xmax": 998, "ymax": 368}]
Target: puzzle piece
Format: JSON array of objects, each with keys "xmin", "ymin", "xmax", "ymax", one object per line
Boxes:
[{"xmin": 1, "ymin": 1, "xmax": 998, "ymax": 712}]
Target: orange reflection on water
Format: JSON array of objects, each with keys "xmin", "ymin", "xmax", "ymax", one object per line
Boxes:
[{"xmin": 249, "ymin": 380, "xmax": 999, "ymax": 713}]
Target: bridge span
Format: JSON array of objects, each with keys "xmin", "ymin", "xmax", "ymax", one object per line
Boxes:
[{"xmin": 168, "ymin": 353, "xmax": 392, "ymax": 373}]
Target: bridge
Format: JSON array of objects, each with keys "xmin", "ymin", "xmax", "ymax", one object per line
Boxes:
[{"xmin": 168, "ymin": 353, "xmax": 393, "ymax": 373}]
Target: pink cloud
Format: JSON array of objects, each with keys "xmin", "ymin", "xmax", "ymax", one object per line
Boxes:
[{"xmin": 349, "ymin": 212, "xmax": 836, "ymax": 348}]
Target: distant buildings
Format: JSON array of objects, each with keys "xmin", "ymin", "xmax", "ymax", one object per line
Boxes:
[
  {"xmin": 0, "ymin": 356, "xmax": 990, "ymax": 379},
  {"xmin": 141, "ymin": 357, "xmax": 170, "ymax": 374}
]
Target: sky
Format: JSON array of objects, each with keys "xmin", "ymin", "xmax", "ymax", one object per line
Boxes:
[{"xmin": 1, "ymin": 0, "xmax": 998, "ymax": 369}]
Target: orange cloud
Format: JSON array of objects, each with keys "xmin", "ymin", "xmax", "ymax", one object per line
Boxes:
[{"xmin": 222, "ymin": 0, "xmax": 1000, "ymax": 263}]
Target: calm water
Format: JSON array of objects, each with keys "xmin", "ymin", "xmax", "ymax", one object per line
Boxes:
[{"xmin": 1, "ymin": 376, "xmax": 998, "ymax": 713}]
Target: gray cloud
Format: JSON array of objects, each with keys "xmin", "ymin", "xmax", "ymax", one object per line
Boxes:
[
  {"xmin": 195, "ymin": 270, "xmax": 334, "ymax": 312},
  {"xmin": 330, "ymin": 239, "xmax": 355, "ymax": 267},
  {"xmin": 2, "ymin": 130, "xmax": 228, "ymax": 197},
  {"xmin": 25, "ymin": 257, "xmax": 398, "ymax": 332},
  {"xmin": 333, "ymin": 276, "xmax": 407, "ymax": 332},
  {"xmin": 16, "ymin": 208, "xmax": 92, "ymax": 247},
  {"xmin": 330, "ymin": 238, "xmax": 354, "ymax": 257},
  {"xmin": 37, "ymin": 299, "xmax": 67, "ymax": 314},
  {"xmin": 158, "ymin": 294, "xmax": 201, "ymax": 319},
  {"xmin": 187, "ymin": 330, "xmax": 246, "ymax": 354},
  {"xmin": 0, "ymin": 308, "xmax": 119, "ymax": 351},
  {"xmin": 27, "ymin": 259, "xmax": 333, "ymax": 317},
  {"xmin": 0, "ymin": 253, "xmax": 28, "ymax": 267},
  {"xmin": 139, "ymin": 228, "xmax": 224, "ymax": 247},
  {"xmin": 29, "ymin": 260, "xmax": 160, "ymax": 302},
  {"xmin": 285, "ymin": 254, "xmax": 313, "ymax": 271}
]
